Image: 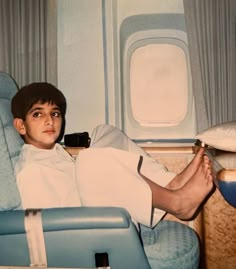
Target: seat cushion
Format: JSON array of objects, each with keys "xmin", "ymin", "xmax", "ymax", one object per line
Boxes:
[{"xmin": 140, "ymin": 220, "xmax": 199, "ymax": 269}]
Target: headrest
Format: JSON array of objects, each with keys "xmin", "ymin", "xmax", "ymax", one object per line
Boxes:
[{"xmin": 0, "ymin": 71, "xmax": 18, "ymax": 99}]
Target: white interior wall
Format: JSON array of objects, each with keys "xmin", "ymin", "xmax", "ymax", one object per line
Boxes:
[
  {"xmin": 57, "ymin": 0, "xmax": 184, "ymax": 136},
  {"xmin": 57, "ymin": 0, "xmax": 105, "ymax": 135}
]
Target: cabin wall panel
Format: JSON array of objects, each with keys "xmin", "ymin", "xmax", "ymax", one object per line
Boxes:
[
  {"xmin": 57, "ymin": 0, "xmax": 185, "ymax": 136},
  {"xmin": 57, "ymin": 0, "xmax": 105, "ymax": 135}
]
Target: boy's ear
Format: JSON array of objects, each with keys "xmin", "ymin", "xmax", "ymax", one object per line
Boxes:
[{"xmin": 13, "ymin": 118, "xmax": 26, "ymax": 135}]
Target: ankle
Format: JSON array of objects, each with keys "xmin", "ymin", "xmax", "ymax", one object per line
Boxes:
[
  {"xmin": 172, "ymin": 189, "xmax": 190, "ymax": 218},
  {"xmin": 167, "ymin": 189, "xmax": 184, "ymax": 216},
  {"xmin": 167, "ymin": 174, "xmax": 182, "ymax": 190}
]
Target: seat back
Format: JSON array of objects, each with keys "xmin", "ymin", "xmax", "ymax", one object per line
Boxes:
[
  {"xmin": 0, "ymin": 72, "xmax": 150, "ymax": 269},
  {"xmin": 0, "ymin": 71, "xmax": 23, "ymax": 210}
]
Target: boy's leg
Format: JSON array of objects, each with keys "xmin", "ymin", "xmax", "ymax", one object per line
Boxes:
[
  {"xmin": 90, "ymin": 125, "xmax": 209, "ymax": 193},
  {"xmin": 77, "ymin": 138, "xmax": 213, "ymax": 226},
  {"xmin": 89, "ymin": 124, "xmax": 177, "ymax": 224},
  {"xmin": 76, "ymin": 146, "xmax": 176, "ymax": 227},
  {"xmin": 90, "ymin": 124, "xmax": 176, "ymax": 189}
]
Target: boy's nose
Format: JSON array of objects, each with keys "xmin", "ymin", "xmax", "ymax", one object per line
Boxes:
[{"xmin": 45, "ymin": 114, "xmax": 53, "ymax": 125}]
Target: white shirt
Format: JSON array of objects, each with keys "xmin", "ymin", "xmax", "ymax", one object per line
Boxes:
[{"xmin": 15, "ymin": 143, "xmax": 81, "ymax": 209}]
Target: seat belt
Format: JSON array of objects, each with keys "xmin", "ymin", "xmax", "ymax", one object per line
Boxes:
[{"xmin": 24, "ymin": 209, "xmax": 47, "ymax": 268}]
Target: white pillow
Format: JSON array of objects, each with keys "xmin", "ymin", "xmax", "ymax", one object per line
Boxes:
[{"xmin": 195, "ymin": 121, "xmax": 236, "ymax": 152}]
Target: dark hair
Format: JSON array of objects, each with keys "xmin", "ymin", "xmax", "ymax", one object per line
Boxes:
[
  {"xmin": 11, "ymin": 82, "xmax": 66, "ymax": 119},
  {"xmin": 11, "ymin": 82, "xmax": 67, "ymax": 142}
]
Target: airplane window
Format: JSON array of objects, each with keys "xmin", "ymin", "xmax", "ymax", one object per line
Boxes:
[
  {"xmin": 119, "ymin": 16, "xmax": 195, "ymax": 140},
  {"xmin": 130, "ymin": 43, "xmax": 188, "ymax": 127}
]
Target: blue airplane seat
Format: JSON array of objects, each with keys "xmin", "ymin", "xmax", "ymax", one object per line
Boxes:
[
  {"xmin": 0, "ymin": 71, "xmax": 200, "ymax": 269},
  {"xmin": 0, "ymin": 71, "xmax": 150, "ymax": 268}
]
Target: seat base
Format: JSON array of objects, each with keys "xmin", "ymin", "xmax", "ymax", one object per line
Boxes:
[{"xmin": 141, "ymin": 220, "xmax": 199, "ymax": 269}]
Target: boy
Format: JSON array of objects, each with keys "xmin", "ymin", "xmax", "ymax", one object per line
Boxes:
[{"xmin": 12, "ymin": 82, "xmax": 213, "ymax": 227}]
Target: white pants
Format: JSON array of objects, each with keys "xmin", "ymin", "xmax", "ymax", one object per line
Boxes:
[{"xmin": 76, "ymin": 124, "xmax": 176, "ymax": 227}]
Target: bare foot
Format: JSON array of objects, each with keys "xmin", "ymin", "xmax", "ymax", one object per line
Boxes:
[
  {"xmin": 167, "ymin": 147, "xmax": 207, "ymax": 189},
  {"xmin": 173, "ymin": 158, "xmax": 214, "ymax": 220}
]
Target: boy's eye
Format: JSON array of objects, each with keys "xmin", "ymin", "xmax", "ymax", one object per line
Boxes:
[
  {"xmin": 52, "ymin": 111, "xmax": 61, "ymax": 117},
  {"xmin": 32, "ymin": 112, "xmax": 41, "ymax": 118}
]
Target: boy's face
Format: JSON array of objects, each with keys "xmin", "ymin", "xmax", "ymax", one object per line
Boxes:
[{"xmin": 14, "ymin": 102, "xmax": 62, "ymax": 149}]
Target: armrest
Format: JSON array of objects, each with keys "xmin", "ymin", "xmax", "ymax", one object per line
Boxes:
[
  {"xmin": 0, "ymin": 207, "xmax": 130, "ymax": 234},
  {"xmin": 42, "ymin": 206, "xmax": 130, "ymax": 231},
  {"xmin": 0, "ymin": 207, "xmax": 150, "ymax": 269}
]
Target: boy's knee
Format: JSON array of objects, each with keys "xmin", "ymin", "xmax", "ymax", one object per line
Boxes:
[
  {"xmin": 94, "ymin": 123, "xmax": 113, "ymax": 131},
  {"xmin": 90, "ymin": 124, "xmax": 127, "ymax": 149},
  {"xmin": 92, "ymin": 124, "xmax": 122, "ymax": 137}
]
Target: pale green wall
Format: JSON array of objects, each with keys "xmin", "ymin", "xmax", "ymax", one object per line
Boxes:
[
  {"xmin": 57, "ymin": 0, "xmax": 184, "ymax": 136},
  {"xmin": 57, "ymin": 0, "xmax": 105, "ymax": 135}
]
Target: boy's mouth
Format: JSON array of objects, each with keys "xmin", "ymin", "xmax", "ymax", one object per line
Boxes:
[{"xmin": 43, "ymin": 129, "xmax": 55, "ymax": 134}]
